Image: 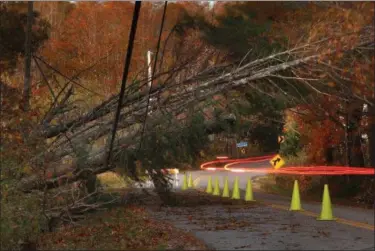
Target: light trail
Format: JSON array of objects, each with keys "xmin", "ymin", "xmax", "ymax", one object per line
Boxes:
[
  {"xmin": 200, "ymin": 154, "xmax": 274, "ymax": 171},
  {"xmin": 222, "ymin": 166, "xmax": 374, "ymax": 175},
  {"xmin": 216, "ymin": 156, "xmax": 229, "ymax": 160},
  {"xmin": 277, "ymin": 166, "xmax": 375, "ymax": 175},
  {"xmin": 202, "ymin": 154, "xmax": 374, "ymax": 176}
]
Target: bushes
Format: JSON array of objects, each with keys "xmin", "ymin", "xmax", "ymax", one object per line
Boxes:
[
  {"xmin": 284, "ymin": 150, "xmax": 309, "ymax": 166},
  {"xmin": 273, "ymin": 174, "xmax": 322, "ymax": 194},
  {"xmin": 97, "ymin": 171, "xmax": 127, "ymax": 190},
  {"xmin": 271, "ymin": 149, "xmax": 319, "ymax": 195},
  {"xmin": 279, "ymin": 121, "xmax": 302, "ymax": 157},
  {"xmin": 1, "ymin": 161, "xmax": 47, "ymax": 250},
  {"xmin": 274, "ymin": 120, "xmax": 322, "ymax": 195},
  {"xmin": 356, "ymin": 177, "xmax": 375, "ymax": 206},
  {"xmin": 1, "ymin": 193, "xmax": 46, "ymax": 250},
  {"xmin": 246, "ymin": 142, "xmax": 264, "ymax": 157}
]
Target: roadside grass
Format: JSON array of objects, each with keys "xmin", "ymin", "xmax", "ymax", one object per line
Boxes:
[
  {"xmin": 256, "ymin": 175, "xmax": 291, "ymax": 196},
  {"xmin": 97, "ymin": 171, "xmax": 128, "ymax": 190},
  {"xmin": 37, "ymin": 191, "xmax": 210, "ymax": 250},
  {"xmin": 255, "ymin": 175, "xmax": 373, "ymax": 209},
  {"xmin": 96, "ymin": 171, "xmax": 150, "ymax": 192}
]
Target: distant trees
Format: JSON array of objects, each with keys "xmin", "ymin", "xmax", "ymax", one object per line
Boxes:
[
  {"xmin": 0, "ymin": 2, "xmax": 50, "ymax": 74},
  {"xmin": 185, "ymin": 1, "xmax": 374, "ymax": 166}
]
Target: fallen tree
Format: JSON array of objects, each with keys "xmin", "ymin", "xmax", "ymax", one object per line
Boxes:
[{"xmin": 17, "ymin": 24, "xmax": 374, "ymax": 193}]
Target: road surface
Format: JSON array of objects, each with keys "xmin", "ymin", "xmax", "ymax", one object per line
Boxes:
[
  {"xmin": 142, "ymin": 160, "xmax": 374, "ymax": 250},
  {"xmin": 176, "ymin": 160, "xmax": 374, "ymax": 226},
  {"xmin": 152, "ymin": 198, "xmax": 374, "ymax": 250}
]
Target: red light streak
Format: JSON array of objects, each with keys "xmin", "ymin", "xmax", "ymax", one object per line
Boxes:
[
  {"xmin": 202, "ymin": 154, "xmax": 374, "ymax": 176},
  {"xmin": 200, "ymin": 154, "xmax": 274, "ymax": 171},
  {"xmin": 277, "ymin": 166, "xmax": 375, "ymax": 175},
  {"xmin": 224, "ymin": 165, "xmax": 375, "ymax": 176},
  {"xmin": 216, "ymin": 156, "xmax": 229, "ymax": 159},
  {"xmin": 161, "ymin": 150, "xmax": 375, "ymax": 176}
]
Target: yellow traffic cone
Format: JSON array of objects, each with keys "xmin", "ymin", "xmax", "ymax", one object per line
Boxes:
[
  {"xmin": 231, "ymin": 177, "xmax": 240, "ymax": 200},
  {"xmin": 213, "ymin": 177, "xmax": 221, "ymax": 196},
  {"xmin": 182, "ymin": 173, "xmax": 188, "ymax": 190},
  {"xmin": 222, "ymin": 177, "xmax": 230, "ymax": 198},
  {"xmin": 245, "ymin": 178, "xmax": 255, "ymax": 201},
  {"xmin": 206, "ymin": 176, "xmax": 213, "ymax": 193},
  {"xmin": 188, "ymin": 173, "xmax": 194, "ymax": 188},
  {"xmin": 317, "ymin": 184, "xmax": 335, "ymax": 221},
  {"xmin": 290, "ymin": 180, "xmax": 302, "ymax": 211}
]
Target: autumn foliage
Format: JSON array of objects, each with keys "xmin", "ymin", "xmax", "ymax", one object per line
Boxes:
[
  {"xmin": 1, "ymin": 2, "xmax": 375, "ymax": 249},
  {"xmin": 38, "ymin": 2, "xmax": 208, "ymax": 96},
  {"xmin": 270, "ymin": 2, "xmax": 374, "ymax": 166}
]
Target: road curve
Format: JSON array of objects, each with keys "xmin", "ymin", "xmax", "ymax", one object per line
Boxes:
[{"xmin": 153, "ymin": 157, "xmax": 374, "ymax": 250}]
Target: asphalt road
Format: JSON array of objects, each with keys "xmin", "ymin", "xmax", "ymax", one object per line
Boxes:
[
  {"xmin": 152, "ymin": 201, "xmax": 374, "ymax": 250},
  {"xmin": 137, "ymin": 160, "xmax": 374, "ymax": 249},
  {"xmin": 175, "ymin": 160, "xmax": 374, "ymax": 226},
  {"xmin": 140, "ymin": 160, "xmax": 374, "ymax": 225},
  {"xmin": 154, "ymin": 160, "xmax": 374, "ymax": 250}
]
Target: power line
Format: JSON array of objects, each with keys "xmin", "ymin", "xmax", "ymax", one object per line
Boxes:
[
  {"xmin": 106, "ymin": 1, "xmax": 142, "ymax": 169},
  {"xmin": 34, "ymin": 55, "xmax": 106, "ymax": 97},
  {"xmin": 137, "ymin": 1, "xmax": 168, "ymax": 154}
]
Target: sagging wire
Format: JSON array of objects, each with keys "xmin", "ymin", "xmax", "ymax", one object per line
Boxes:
[
  {"xmin": 106, "ymin": 2, "xmax": 142, "ymax": 170},
  {"xmin": 136, "ymin": 1, "xmax": 168, "ymax": 154}
]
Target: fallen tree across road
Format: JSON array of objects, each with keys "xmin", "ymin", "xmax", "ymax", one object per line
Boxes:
[{"xmin": 18, "ymin": 24, "xmax": 374, "ymax": 194}]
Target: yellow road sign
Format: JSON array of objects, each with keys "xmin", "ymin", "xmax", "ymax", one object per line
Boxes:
[
  {"xmin": 270, "ymin": 154, "xmax": 285, "ymax": 169},
  {"xmin": 278, "ymin": 136, "xmax": 285, "ymax": 144},
  {"xmin": 241, "ymin": 148, "xmax": 246, "ymax": 154}
]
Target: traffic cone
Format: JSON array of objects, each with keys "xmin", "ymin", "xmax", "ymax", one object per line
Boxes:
[
  {"xmin": 182, "ymin": 173, "xmax": 188, "ymax": 190},
  {"xmin": 206, "ymin": 176, "xmax": 213, "ymax": 194},
  {"xmin": 222, "ymin": 177, "xmax": 230, "ymax": 198},
  {"xmin": 231, "ymin": 177, "xmax": 240, "ymax": 200},
  {"xmin": 188, "ymin": 173, "xmax": 194, "ymax": 188},
  {"xmin": 290, "ymin": 180, "xmax": 302, "ymax": 211},
  {"xmin": 213, "ymin": 177, "xmax": 221, "ymax": 196},
  {"xmin": 245, "ymin": 178, "xmax": 255, "ymax": 201},
  {"xmin": 317, "ymin": 184, "xmax": 335, "ymax": 221}
]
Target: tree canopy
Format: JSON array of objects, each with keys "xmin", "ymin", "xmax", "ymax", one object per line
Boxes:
[
  {"xmin": 0, "ymin": 2, "xmax": 50, "ymax": 73},
  {"xmin": 1, "ymin": 2, "xmax": 374, "ymax": 249}
]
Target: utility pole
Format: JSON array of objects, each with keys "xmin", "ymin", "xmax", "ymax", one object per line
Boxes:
[
  {"xmin": 371, "ymin": 3, "xmax": 375, "ymax": 168},
  {"xmin": 147, "ymin": 50, "xmax": 152, "ymax": 89},
  {"xmin": 147, "ymin": 50, "xmax": 153, "ymax": 115}
]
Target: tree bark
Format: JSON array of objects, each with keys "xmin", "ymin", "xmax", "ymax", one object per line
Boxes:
[{"xmin": 369, "ymin": 104, "xmax": 375, "ymax": 167}]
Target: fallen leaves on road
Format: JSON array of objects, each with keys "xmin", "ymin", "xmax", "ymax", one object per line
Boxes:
[
  {"xmin": 317, "ymin": 230, "xmax": 331, "ymax": 238},
  {"xmin": 142, "ymin": 190, "xmax": 260, "ymax": 232},
  {"xmin": 235, "ymin": 244, "xmax": 252, "ymax": 249},
  {"xmin": 171, "ymin": 190, "xmax": 256, "ymax": 207}
]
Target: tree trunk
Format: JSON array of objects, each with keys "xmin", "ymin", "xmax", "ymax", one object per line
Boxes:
[
  {"xmin": 345, "ymin": 101, "xmax": 350, "ymax": 166},
  {"xmin": 350, "ymin": 133, "xmax": 365, "ymax": 167},
  {"xmin": 149, "ymin": 171, "xmax": 176, "ymax": 205},
  {"xmin": 369, "ymin": 104, "xmax": 375, "ymax": 167},
  {"xmin": 23, "ymin": 1, "xmax": 33, "ymax": 112},
  {"xmin": 347, "ymin": 102, "xmax": 365, "ymax": 167}
]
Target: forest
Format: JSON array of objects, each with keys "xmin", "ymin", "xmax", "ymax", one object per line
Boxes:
[{"xmin": 0, "ymin": 1, "xmax": 374, "ymax": 250}]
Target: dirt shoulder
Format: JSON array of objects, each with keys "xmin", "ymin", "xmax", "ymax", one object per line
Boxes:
[{"xmin": 37, "ymin": 190, "xmax": 210, "ymax": 250}]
